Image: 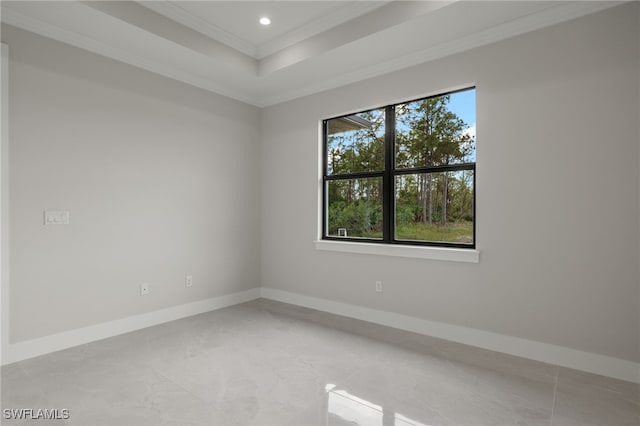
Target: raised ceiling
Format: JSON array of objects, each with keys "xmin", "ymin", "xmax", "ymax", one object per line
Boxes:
[
  {"xmin": 141, "ymin": 1, "xmax": 389, "ymax": 58},
  {"xmin": 0, "ymin": 1, "xmax": 621, "ymax": 107}
]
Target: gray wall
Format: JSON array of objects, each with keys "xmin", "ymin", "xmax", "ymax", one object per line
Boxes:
[
  {"xmin": 2, "ymin": 26, "xmax": 261, "ymax": 343},
  {"xmin": 260, "ymin": 4, "xmax": 640, "ymax": 363}
]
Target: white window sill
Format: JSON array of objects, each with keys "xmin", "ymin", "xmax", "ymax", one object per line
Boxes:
[{"xmin": 314, "ymin": 240, "xmax": 479, "ymax": 263}]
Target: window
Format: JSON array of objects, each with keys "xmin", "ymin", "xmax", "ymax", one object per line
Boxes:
[{"xmin": 322, "ymin": 88, "xmax": 475, "ymax": 248}]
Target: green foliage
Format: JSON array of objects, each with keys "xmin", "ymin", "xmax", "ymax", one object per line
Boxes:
[
  {"xmin": 328, "ymin": 110, "xmax": 385, "ymax": 175},
  {"xmin": 328, "ymin": 200, "xmax": 383, "ymax": 238},
  {"xmin": 396, "ymin": 95, "xmax": 474, "ymax": 168}
]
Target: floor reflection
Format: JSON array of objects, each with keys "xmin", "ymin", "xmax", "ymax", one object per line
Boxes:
[{"xmin": 324, "ymin": 384, "xmax": 429, "ymax": 426}]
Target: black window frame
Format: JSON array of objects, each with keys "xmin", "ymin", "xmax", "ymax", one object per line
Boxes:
[{"xmin": 322, "ymin": 87, "xmax": 476, "ymax": 249}]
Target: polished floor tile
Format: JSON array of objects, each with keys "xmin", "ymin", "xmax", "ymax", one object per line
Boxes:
[
  {"xmin": 550, "ymin": 368, "xmax": 639, "ymax": 426},
  {"xmin": 1, "ymin": 299, "xmax": 638, "ymax": 425}
]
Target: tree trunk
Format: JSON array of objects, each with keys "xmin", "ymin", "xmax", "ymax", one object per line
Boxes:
[
  {"xmin": 421, "ymin": 175, "xmax": 427, "ymax": 224},
  {"xmin": 427, "ymin": 174, "xmax": 433, "ymax": 224},
  {"xmin": 441, "ymin": 173, "xmax": 448, "ymax": 226}
]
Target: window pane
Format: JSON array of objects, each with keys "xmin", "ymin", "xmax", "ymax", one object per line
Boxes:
[
  {"xmin": 396, "ymin": 89, "xmax": 475, "ymax": 169},
  {"xmin": 395, "ymin": 171, "xmax": 474, "ymax": 244},
  {"xmin": 327, "ymin": 177, "xmax": 383, "ymax": 239},
  {"xmin": 326, "ymin": 108, "xmax": 385, "ymax": 175}
]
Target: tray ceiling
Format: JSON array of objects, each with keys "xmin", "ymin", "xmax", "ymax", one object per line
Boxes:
[{"xmin": 0, "ymin": 1, "xmax": 621, "ymax": 107}]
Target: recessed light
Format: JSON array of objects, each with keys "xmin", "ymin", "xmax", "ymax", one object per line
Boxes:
[{"xmin": 259, "ymin": 17, "xmax": 271, "ymax": 26}]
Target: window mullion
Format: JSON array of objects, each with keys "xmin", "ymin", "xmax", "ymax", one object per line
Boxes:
[
  {"xmin": 326, "ymin": 171, "xmax": 385, "ymax": 180},
  {"xmin": 383, "ymin": 105, "xmax": 395, "ymax": 243}
]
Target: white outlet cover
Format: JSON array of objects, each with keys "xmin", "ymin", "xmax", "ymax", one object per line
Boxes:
[{"xmin": 44, "ymin": 210, "xmax": 69, "ymax": 225}]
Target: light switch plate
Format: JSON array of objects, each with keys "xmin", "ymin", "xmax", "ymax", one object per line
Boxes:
[{"xmin": 44, "ymin": 210, "xmax": 70, "ymax": 225}]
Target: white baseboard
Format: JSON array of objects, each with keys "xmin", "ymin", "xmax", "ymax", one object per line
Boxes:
[
  {"xmin": 260, "ymin": 287, "xmax": 640, "ymax": 384},
  {"xmin": 4, "ymin": 286, "xmax": 638, "ymax": 384},
  {"xmin": 1, "ymin": 287, "xmax": 261, "ymax": 365}
]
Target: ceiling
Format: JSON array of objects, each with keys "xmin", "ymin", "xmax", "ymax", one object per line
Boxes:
[
  {"xmin": 0, "ymin": 1, "xmax": 621, "ymax": 107},
  {"xmin": 140, "ymin": 1, "xmax": 388, "ymax": 58}
]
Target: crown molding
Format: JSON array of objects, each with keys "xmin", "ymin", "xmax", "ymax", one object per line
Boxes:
[
  {"xmin": 138, "ymin": 1, "xmax": 258, "ymax": 58},
  {"xmin": 257, "ymin": 1, "xmax": 623, "ymax": 107},
  {"xmin": 0, "ymin": 6, "xmax": 259, "ymax": 106}
]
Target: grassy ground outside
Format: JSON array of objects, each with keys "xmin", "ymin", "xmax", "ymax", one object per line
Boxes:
[
  {"xmin": 329, "ymin": 221, "xmax": 473, "ymax": 244},
  {"xmin": 395, "ymin": 221, "xmax": 473, "ymax": 243}
]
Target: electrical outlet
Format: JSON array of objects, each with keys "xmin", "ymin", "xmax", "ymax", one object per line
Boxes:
[
  {"xmin": 43, "ymin": 210, "xmax": 69, "ymax": 225},
  {"xmin": 140, "ymin": 283, "xmax": 149, "ymax": 296},
  {"xmin": 185, "ymin": 275, "xmax": 193, "ymax": 287},
  {"xmin": 375, "ymin": 281, "xmax": 383, "ymax": 292}
]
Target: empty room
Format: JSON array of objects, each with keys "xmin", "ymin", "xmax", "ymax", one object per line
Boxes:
[{"xmin": 1, "ymin": 1, "xmax": 639, "ymax": 425}]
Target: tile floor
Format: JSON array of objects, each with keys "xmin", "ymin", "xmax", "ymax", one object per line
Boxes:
[{"xmin": 1, "ymin": 299, "xmax": 638, "ymax": 425}]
